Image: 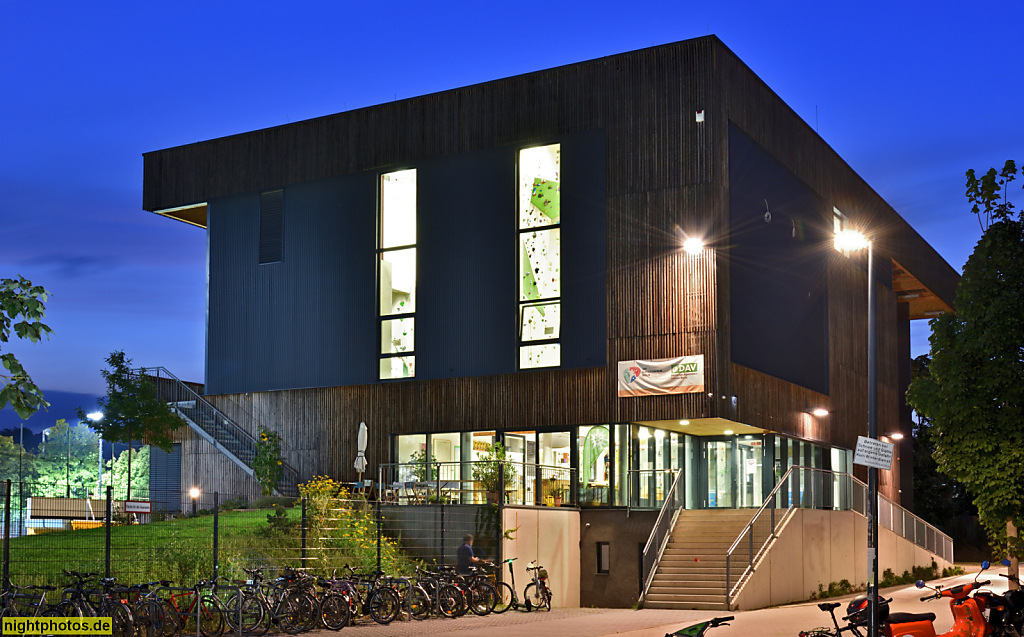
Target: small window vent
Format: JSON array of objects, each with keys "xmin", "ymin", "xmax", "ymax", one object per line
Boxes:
[{"xmin": 259, "ymin": 190, "xmax": 284, "ymax": 264}]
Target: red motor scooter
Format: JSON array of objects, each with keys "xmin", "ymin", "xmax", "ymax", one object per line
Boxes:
[{"xmin": 881, "ymin": 561, "xmax": 994, "ymax": 637}]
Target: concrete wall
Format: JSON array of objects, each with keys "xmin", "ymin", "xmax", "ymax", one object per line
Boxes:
[
  {"xmin": 733, "ymin": 509, "xmax": 951, "ymax": 610},
  {"xmin": 502, "ymin": 506, "xmax": 580, "ymax": 608},
  {"xmin": 578, "ymin": 509, "xmax": 659, "ymax": 608}
]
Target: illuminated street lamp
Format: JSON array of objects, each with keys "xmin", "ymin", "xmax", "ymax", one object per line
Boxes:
[
  {"xmin": 835, "ymin": 228, "xmax": 879, "ymax": 637},
  {"xmin": 87, "ymin": 412, "xmax": 103, "ymax": 497}
]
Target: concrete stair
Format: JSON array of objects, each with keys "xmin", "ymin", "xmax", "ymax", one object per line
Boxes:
[{"xmin": 644, "ymin": 509, "xmax": 771, "ymax": 611}]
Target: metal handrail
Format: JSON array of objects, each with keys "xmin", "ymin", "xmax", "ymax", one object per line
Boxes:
[
  {"xmin": 724, "ymin": 466, "xmax": 955, "ymax": 604},
  {"xmin": 378, "ymin": 460, "xmax": 577, "ymax": 506},
  {"xmin": 638, "ymin": 468, "xmax": 685, "ymax": 601},
  {"xmin": 139, "ymin": 366, "xmax": 300, "ymax": 493}
]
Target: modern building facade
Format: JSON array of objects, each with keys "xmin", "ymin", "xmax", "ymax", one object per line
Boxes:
[{"xmin": 142, "ymin": 36, "xmax": 958, "ymax": 607}]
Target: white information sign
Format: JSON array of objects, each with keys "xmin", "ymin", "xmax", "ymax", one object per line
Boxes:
[
  {"xmin": 853, "ymin": 436, "xmax": 894, "ymax": 471},
  {"xmin": 124, "ymin": 500, "xmax": 152, "ymax": 514}
]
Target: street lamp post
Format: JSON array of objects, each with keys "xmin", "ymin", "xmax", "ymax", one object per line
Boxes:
[
  {"xmin": 87, "ymin": 413, "xmax": 103, "ymax": 498},
  {"xmin": 836, "ymin": 229, "xmax": 878, "ymax": 637}
]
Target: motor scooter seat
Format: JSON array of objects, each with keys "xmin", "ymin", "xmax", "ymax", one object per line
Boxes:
[{"xmin": 887, "ymin": 612, "xmax": 937, "ymax": 624}]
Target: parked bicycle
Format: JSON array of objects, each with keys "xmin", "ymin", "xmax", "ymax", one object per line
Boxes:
[
  {"xmin": 524, "ymin": 560, "xmax": 551, "ymax": 611},
  {"xmin": 666, "ymin": 615, "xmax": 734, "ymax": 636}
]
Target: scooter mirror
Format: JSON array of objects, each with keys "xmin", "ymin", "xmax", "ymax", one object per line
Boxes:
[
  {"xmin": 981, "ymin": 561, "xmax": 990, "ymax": 570},
  {"xmin": 1002, "ymin": 558, "xmax": 1012, "ymax": 567},
  {"xmin": 916, "ymin": 580, "xmax": 926, "ymax": 588}
]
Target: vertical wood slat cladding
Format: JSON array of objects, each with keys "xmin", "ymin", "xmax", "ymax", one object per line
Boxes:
[{"xmin": 143, "ymin": 37, "xmax": 954, "ymax": 505}]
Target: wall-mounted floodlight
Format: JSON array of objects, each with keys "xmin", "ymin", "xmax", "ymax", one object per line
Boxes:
[
  {"xmin": 683, "ymin": 238, "xmax": 705, "ymax": 255},
  {"xmin": 811, "ymin": 408, "xmax": 829, "ymax": 417},
  {"xmin": 834, "ymin": 229, "xmax": 870, "ymax": 252},
  {"xmin": 889, "ymin": 432, "xmax": 905, "ymax": 440}
]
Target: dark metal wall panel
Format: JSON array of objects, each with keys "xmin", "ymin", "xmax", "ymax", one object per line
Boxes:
[
  {"xmin": 560, "ymin": 130, "xmax": 608, "ymax": 369},
  {"xmin": 417, "ymin": 146, "xmax": 518, "ymax": 379},
  {"xmin": 206, "ymin": 173, "xmax": 378, "ymax": 395},
  {"xmin": 148, "ymin": 443, "xmax": 181, "ymax": 513},
  {"xmin": 728, "ymin": 124, "xmax": 829, "ymax": 395}
]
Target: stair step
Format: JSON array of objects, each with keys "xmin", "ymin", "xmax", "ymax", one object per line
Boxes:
[{"xmin": 644, "ymin": 600, "xmax": 730, "ymax": 611}]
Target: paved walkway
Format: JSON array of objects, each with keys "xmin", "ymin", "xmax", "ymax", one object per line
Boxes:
[{"xmin": 314, "ymin": 570, "xmax": 1008, "ymax": 636}]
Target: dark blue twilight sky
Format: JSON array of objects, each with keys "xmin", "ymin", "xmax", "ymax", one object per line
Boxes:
[{"xmin": 1, "ymin": 1, "xmax": 1021, "ymax": 431}]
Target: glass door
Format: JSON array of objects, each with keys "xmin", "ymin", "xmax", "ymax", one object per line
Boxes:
[
  {"xmin": 705, "ymin": 438, "xmax": 736, "ymax": 508},
  {"xmin": 737, "ymin": 437, "xmax": 763, "ymax": 508}
]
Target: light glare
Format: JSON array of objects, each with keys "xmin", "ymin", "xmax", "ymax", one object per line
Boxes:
[
  {"xmin": 683, "ymin": 238, "xmax": 705, "ymax": 255},
  {"xmin": 812, "ymin": 408, "xmax": 829, "ymax": 417},
  {"xmin": 86, "ymin": 411, "xmax": 103, "ymax": 421},
  {"xmin": 834, "ymin": 229, "xmax": 870, "ymax": 252}
]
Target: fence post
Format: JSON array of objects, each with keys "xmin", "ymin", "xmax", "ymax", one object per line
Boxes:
[
  {"xmin": 3, "ymin": 480, "xmax": 11, "ymax": 587},
  {"xmin": 301, "ymin": 498, "xmax": 307, "ymax": 566},
  {"xmin": 440, "ymin": 502, "xmax": 445, "ymax": 567},
  {"xmin": 376, "ymin": 498, "xmax": 382, "ymax": 573},
  {"xmin": 213, "ymin": 492, "xmax": 219, "ymax": 581},
  {"xmin": 105, "ymin": 486, "xmax": 113, "ymax": 578}
]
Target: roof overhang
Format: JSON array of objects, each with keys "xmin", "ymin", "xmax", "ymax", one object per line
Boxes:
[
  {"xmin": 153, "ymin": 203, "xmax": 207, "ymax": 229},
  {"xmin": 892, "ymin": 259, "xmax": 954, "ymax": 319},
  {"xmin": 634, "ymin": 418, "xmax": 765, "ymax": 437}
]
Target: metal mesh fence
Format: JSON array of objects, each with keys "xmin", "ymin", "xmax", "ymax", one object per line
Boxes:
[{"xmin": 0, "ymin": 481, "xmax": 506, "ymax": 592}]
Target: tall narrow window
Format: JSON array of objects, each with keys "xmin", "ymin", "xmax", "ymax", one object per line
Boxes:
[
  {"xmin": 519, "ymin": 144, "xmax": 561, "ymax": 369},
  {"xmin": 379, "ymin": 169, "xmax": 416, "ymax": 379},
  {"xmin": 259, "ymin": 190, "xmax": 284, "ymax": 264}
]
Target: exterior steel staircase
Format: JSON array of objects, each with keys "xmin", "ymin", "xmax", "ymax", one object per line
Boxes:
[
  {"xmin": 141, "ymin": 367, "xmax": 299, "ymax": 497},
  {"xmin": 644, "ymin": 509, "xmax": 765, "ymax": 610}
]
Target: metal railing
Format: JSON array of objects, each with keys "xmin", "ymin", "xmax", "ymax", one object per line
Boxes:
[
  {"xmin": 378, "ymin": 461, "xmax": 577, "ymax": 507},
  {"xmin": 626, "ymin": 468, "xmax": 680, "ymax": 509},
  {"xmin": 724, "ymin": 466, "xmax": 954, "ymax": 605},
  {"xmin": 638, "ymin": 468, "xmax": 685, "ymax": 601},
  {"xmin": 140, "ymin": 367, "xmax": 300, "ymax": 496}
]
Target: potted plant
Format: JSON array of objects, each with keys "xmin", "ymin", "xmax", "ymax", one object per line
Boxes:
[
  {"xmin": 473, "ymin": 442, "xmax": 517, "ymax": 503},
  {"xmin": 409, "ymin": 449, "xmax": 436, "ymax": 482}
]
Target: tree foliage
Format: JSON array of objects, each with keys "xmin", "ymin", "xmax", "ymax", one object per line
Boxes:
[
  {"xmin": 252, "ymin": 426, "xmax": 283, "ymax": 496},
  {"xmin": 32, "ymin": 419, "xmax": 100, "ymax": 497},
  {"xmin": 79, "ymin": 351, "xmax": 183, "ymax": 499},
  {"xmin": 0, "ymin": 276, "xmax": 53, "ymax": 419},
  {"xmin": 907, "ymin": 160, "xmax": 1024, "ymax": 557},
  {"xmin": 79, "ymin": 351, "xmax": 183, "ymax": 453}
]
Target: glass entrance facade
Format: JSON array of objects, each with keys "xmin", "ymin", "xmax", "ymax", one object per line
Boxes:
[{"xmin": 392, "ymin": 426, "xmax": 851, "ymax": 510}]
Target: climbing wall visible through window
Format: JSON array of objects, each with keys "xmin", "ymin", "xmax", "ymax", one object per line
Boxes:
[
  {"xmin": 519, "ymin": 144, "xmax": 561, "ymax": 369},
  {"xmin": 379, "ymin": 169, "xmax": 416, "ymax": 379}
]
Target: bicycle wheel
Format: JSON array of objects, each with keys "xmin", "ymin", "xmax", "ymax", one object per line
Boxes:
[
  {"xmin": 469, "ymin": 582, "xmax": 496, "ymax": 616},
  {"xmin": 302, "ymin": 593, "xmax": 320, "ymax": 632},
  {"xmin": 524, "ymin": 583, "xmax": 550, "ymax": 611},
  {"xmin": 155, "ymin": 600, "xmax": 177, "ymax": 637},
  {"xmin": 275, "ymin": 593, "xmax": 311, "ymax": 635},
  {"xmin": 224, "ymin": 593, "xmax": 265, "ymax": 635},
  {"xmin": 406, "ymin": 586, "xmax": 430, "ymax": 621},
  {"xmin": 491, "ymin": 581, "xmax": 515, "ymax": 614},
  {"xmin": 47, "ymin": 601, "xmax": 83, "ymax": 618},
  {"xmin": 99, "ymin": 601, "xmax": 135, "ymax": 637},
  {"xmin": 133, "ymin": 599, "xmax": 166, "ymax": 637},
  {"xmin": 319, "ymin": 593, "xmax": 350, "ymax": 630},
  {"xmin": 435, "ymin": 583, "xmax": 462, "ymax": 618},
  {"xmin": 367, "ymin": 587, "xmax": 400, "ymax": 625}
]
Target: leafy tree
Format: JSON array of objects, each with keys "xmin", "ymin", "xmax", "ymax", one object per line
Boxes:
[
  {"xmin": 79, "ymin": 351, "xmax": 183, "ymax": 499},
  {"xmin": 907, "ymin": 160, "xmax": 1023, "ymax": 560},
  {"xmin": 909, "ymin": 356, "xmax": 976, "ymax": 526},
  {"xmin": 0, "ymin": 434, "xmax": 33, "ymax": 484},
  {"xmin": 252, "ymin": 426, "xmax": 283, "ymax": 496},
  {"xmin": 0, "ymin": 276, "xmax": 53, "ymax": 419},
  {"xmin": 103, "ymin": 445, "xmax": 149, "ymax": 499},
  {"xmin": 32, "ymin": 419, "xmax": 100, "ymax": 497}
]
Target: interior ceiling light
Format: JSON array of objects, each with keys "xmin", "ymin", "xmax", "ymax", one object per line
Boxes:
[
  {"xmin": 679, "ymin": 420, "xmax": 690, "ymax": 426},
  {"xmin": 723, "ymin": 430, "xmax": 734, "ymax": 435}
]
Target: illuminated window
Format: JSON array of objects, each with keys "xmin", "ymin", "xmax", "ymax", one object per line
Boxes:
[
  {"xmin": 519, "ymin": 144, "xmax": 561, "ymax": 369},
  {"xmin": 379, "ymin": 170, "xmax": 416, "ymax": 379}
]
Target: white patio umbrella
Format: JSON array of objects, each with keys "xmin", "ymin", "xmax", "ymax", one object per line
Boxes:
[{"xmin": 354, "ymin": 421, "xmax": 368, "ymax": 481}]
